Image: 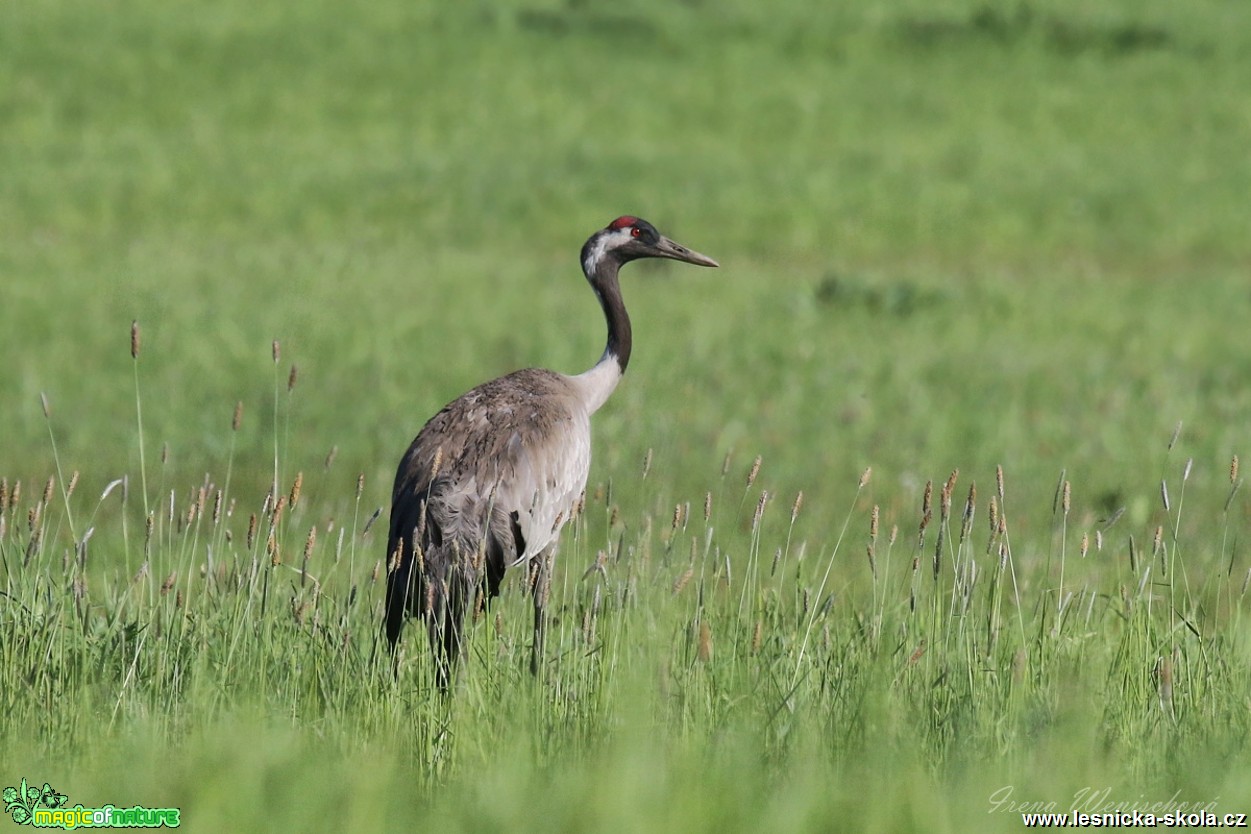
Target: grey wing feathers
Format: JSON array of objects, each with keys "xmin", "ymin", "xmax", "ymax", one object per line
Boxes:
[{"xmin": 386, "ymin": 368, "xmax": 591, "ymax": 623}]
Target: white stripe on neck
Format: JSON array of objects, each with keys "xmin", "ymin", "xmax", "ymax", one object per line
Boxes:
[{"xmin": 570, "ymin": 351, "xmax": 623, "ymax": 415}]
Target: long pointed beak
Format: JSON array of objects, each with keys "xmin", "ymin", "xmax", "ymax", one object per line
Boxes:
[{"xmin": 654, "ymin": 235, "xmax": 719, "ymax": 268}]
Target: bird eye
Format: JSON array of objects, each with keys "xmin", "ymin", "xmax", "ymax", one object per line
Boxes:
[{"xmin": 630, "ymin": 227, "xmax": 642, "ymax": 238}]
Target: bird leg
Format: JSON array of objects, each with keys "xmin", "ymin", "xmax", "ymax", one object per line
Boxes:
[
  {"xmin": 428, "ymin": 571, "xmax": 468, "ymax": 691},
  {"xmin": 529, "ymin": 546, "xmax": 555, "ymax": 677}
]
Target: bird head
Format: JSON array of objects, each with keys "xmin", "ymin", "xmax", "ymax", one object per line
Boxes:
[{"xmin": 581, "ymin": 216, "xmax": 719, "ymax": 279}]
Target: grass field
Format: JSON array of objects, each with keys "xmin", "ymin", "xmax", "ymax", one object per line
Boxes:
[{"xmin": 4, "ymin": 1, "xmax": 1251, "ymax": 831}]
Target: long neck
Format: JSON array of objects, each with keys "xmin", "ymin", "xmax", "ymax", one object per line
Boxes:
[
  {"xmin": 592, "ymin": 261, "xmax": 632, "ymax": 374},
  {"xmin": 572, "ymin": 258, "xmax": 632, "ymax": 415}
]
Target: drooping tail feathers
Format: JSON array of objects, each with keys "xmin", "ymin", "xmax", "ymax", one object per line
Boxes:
[{"xmin": 384, "ymin": 483, "xmax": 516, "ymax": 686}]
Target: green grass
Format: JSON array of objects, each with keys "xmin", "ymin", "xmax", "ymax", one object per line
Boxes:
[{"xmin": 4, "ymin": 0, "xmax": 1251, "ymax": 830}]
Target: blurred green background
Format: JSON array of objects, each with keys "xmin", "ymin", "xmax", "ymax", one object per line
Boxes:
[
  {"xmin": 4, "ymin": 2, "xmax": 1251, "ymax": 830},
  {"xmin": 4, "ymin": 0, "xmax": 1248, "ymax": 534}
]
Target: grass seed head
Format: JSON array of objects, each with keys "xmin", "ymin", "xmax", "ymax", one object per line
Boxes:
[
  {"xmin": 232, "ymin": 401, "xmax": 243, "ymax": 432},
  {"xmin": 289, "ymin": 472, "xmax": 303, "ymax": 508},
  {"xmin": 111, "ymin": 476, "xmax": 127, "ymax": 503},
  {"xmin": 673, "ymin": 565, "xmax": 694, "ymax": 594},
  {"xmin": 697, "ymin": 621, "xmax": 713, "ymax": 662},
  {"xmin": 996, "ymin": 464, "xmax": 1005, "ymax": 501},
  {"xmin": 791, "ymin": 491, "xmax": 804, "ymax": 524},
  {"xmin": 25, "ymin": 526, "xmax": 43, "ymax": 563},
  {"xmin": 287, "ymin": 364, "xmax": 299, "ymax": 392},
  {"xmin": 1232, "ymin": 455, "xmax": 1240, "ymax": 484},
  {"xmin": 859, "ymin": 467, "xmax": 872, "ymax": 488},
  {"xmin": 272, "ymin": 339, "xmax": 280, "ymax": 365},
  {"xmin": 130, "ymin": 320, "xmax": 140, "ymax": 359},
  {"xmin": 746, "ymin": 455, "xmax": 762, "ymax": 489},
  {"xmin": 818, "ymin": 593, "xmax": 834, "ymax": 618},
  {"xmin": 641, "ymin": 448, "xmax": 652, "ymax": 479}
]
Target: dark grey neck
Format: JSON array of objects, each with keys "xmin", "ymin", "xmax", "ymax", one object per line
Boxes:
[{"xmin": 589, "ymin": 260, "xmax": 632, "ymax": 374}]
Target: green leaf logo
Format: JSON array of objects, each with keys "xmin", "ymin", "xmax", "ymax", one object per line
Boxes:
[{"xmin": 3, "ymin": 777, "xmax": 70, "ymax": 826}]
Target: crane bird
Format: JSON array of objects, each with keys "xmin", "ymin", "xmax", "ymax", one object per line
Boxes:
[{"xmin": 384, "ymin": 216, "xmax": 718, "ymax": 687}]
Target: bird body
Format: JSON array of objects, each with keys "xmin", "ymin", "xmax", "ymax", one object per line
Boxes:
[{"xmin": 385, "ymin": 216, "xmax": 717, "ymax": 686}]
